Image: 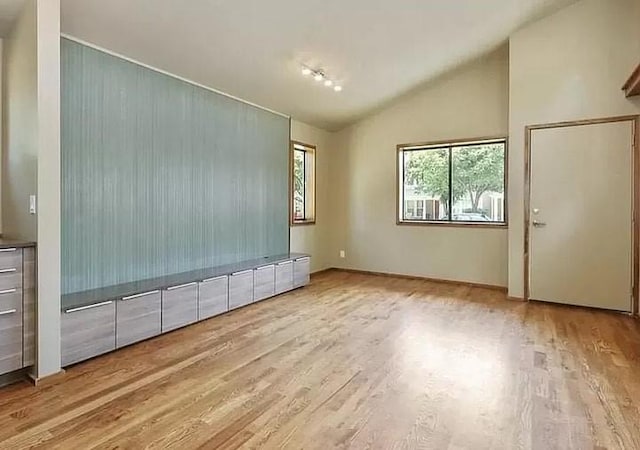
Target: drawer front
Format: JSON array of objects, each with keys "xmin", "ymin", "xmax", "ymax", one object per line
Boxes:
[
  {"xmin": 199, "ymin": 276, "xmax": 228, "ymax": 320},
  {"xmin": 0, "ymin": 287, "xmax": 22, "ymax": 312},
  {"xmin": 0, "ymin": 248, "xmax": 22, "ymax": 268},
  {"xmin": 254, "ymin": 265, "xmax": 275, "ymax": 302},
  {"xmin": 61, "ymin": 301, "xmax": 116, "ymax": 366},
  {"xmin": 22, "ymin": 247, "xmax": 35, "ymax": 367},
  {"xmin": 293, "ymin": 257, "xmax": 311, "ymax": 288},
  {"xmin": 0, "ymin": 269, "xmax": 22, "ymax": 291},
  {"xmin": 229, "ymin": 271, "xmax": 253, "ymax": 310},
  {"xmin": 162, "ymin": 283, "xmax": 198, "ymax": 333},
  {"xmin": 275, "ymin": 261, "xmax": 294, "ymax": 294},
  {"xmin": 0, "ymin": 305, "xmax": 22, "ymax": 375},
  {"xmin": 116, "ymin": 291, "xmax": 161, "ymax": 348},
  {"xmin": 0, "ymin": 248, "xmax": 23, "ymax": 291}
]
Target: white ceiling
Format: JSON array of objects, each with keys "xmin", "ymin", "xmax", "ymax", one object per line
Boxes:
[
  {"xmin": 57, "ymin": 1, "xmax": 576, "ymax": 130},
  {"xmin": 0, "ymin": 0, "xmax": 26, "ymax": 37}
]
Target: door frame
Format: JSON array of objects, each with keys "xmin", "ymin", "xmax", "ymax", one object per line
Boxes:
[{"xmin": 524, "ymin": 115, "xmax": 640, "ymax": 315}]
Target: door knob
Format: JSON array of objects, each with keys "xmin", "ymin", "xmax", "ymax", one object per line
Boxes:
[{"xmin": 532, "ymin": 220, "xmax": 547, "ymax": 227}]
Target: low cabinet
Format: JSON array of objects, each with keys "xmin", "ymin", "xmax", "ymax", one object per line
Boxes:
[
  {"xmin": 61, "ymin": 301, "xmax": 116, "ymax": 366},
  {"xmin": 275, "ymin": 260, "xmax": 294, "ymax": 294},
  {"xmin": 116, "ymin": 290, "xmax": 161, "ymax": 348},
  {"xmin": 254, "ymin": 265, "xmax": 275, "ymax": 302},
  {"xmin": 162, "ymin": 283, "xmax": 198, "ymax": 332},
  {"xmin": 0, "ymin": 245, "xmax": 36, "ymax": 375},
  {"xmin": 0, "ymin": 288, "xmax": 22, "ymax": 374},
  {"xmin": 294, "ymin": 257, "xmax": 311, "ymax": 288},
  {"xmin": 198, "ymin": 276, "xmax": 228, "ymax": 320},
  {"xmin": 60, "ymin": 254, "xmax": 310, "ymax": 367},
  {"xmin": 229, "ymin": 270, "xmax": 254, "ymax": 310}
]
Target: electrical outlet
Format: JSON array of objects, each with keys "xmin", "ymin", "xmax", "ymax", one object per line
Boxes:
[
  {"xmin": 29, "ymin": 195, "xmax": 37, "ymax": 215},
  {"xmin": 339, "ymin": 250, "xmax": 345, "ymax": 258}
]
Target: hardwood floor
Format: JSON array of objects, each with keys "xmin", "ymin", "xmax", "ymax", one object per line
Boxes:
[{"xmin": 0, "ymin": 270, "xmax": 639, "ymax": 449}]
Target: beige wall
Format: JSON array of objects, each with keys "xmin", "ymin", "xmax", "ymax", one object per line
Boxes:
[
  {"xmin": 2, "ymin": 0, "xmax": 38, "ymax": 240},
  {"xmin": 508, "ymin": 0, "xmax": 640, "ymax": 298},
  {"xmin": 290, "ymin": 119, "xmax": 333, "ymax": 272},
  {"xmin": 326, "ymin": 47, "xmax": 510, "ymax": 287}
]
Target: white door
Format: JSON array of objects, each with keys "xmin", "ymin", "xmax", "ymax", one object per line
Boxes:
[{"xmin": 528, "ymin": 120, "xmax": 634, "ymax": 311}]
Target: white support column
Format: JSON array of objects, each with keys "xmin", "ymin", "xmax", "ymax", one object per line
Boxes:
[{"xmin": 35, "ymin": 0, "xmax": 61, "ymax": 378}]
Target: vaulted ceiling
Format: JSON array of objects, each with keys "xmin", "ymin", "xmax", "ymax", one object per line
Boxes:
[{"xmin": 3, "ymin": 1, "xmax": 578, "ymax": 130}]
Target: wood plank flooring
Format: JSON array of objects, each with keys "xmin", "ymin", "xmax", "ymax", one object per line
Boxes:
[{"xmin": 0, "ymin": 270, "xmax": 639, "ymax": 449}]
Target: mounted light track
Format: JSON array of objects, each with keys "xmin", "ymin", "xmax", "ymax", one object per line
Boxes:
[{"xmin": 300, "ymin": 65, "xmax": 342, "ymax": 92}]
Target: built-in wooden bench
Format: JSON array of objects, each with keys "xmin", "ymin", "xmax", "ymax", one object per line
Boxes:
[{"xmin": 60, "ymin": 253, "xmax": 310, "ymax": 366}]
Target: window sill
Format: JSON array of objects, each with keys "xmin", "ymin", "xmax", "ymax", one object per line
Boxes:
[
  {"xmin": 291, "ymin": 220, "xmax": 316, "ymax": 227},
  {"xmin": 397, "ymin": 220, "xmax": 508, "ymax": 229}
]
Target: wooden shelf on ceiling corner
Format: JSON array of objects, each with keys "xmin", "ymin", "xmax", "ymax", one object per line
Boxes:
[{"xmin": 622, "ymin": 63, "xmax": 640, "ymax": 98}]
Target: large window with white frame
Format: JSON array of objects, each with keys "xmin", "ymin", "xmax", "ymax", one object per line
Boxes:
[
  {"xmin": 291, "ymin": 141, "xmax": 316, "ymax": 225},
  {"xmin": 397, "ymin": 138, "xmax": 507, "ymax": 226}
]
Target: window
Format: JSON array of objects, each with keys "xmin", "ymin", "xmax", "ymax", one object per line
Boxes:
[
  {"xmin": 291, "ymin": 141, "xmax": 316, "ymax": 225},
  {"xmin": 397, "ymin": 138, "xmax": 507, "ymax": 226}
]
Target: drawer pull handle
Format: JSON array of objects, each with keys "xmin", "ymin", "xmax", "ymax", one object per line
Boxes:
[
  {"xmin": 294, "ymin": 257, "xmax": 310, "ymax": 262},
  {"xmin": 0, "ymin": 309, "xmax": 16, "ymax": 316},
  {"xmin": 0, "ymin": 268, "xmax": 17, "ymax": 274},
  {"xmin": 276, "ymin": 261, "xmax": 292, "ymax": 266},
  {"xmin": 256, "ymin": 265, "xmax": 273, "ymax": 271},
  {"xmin": 231, "ymin": 270, "xmax": 252, "ymax": 276},
  {"xmin": 0, "ymin": 248, "xmax": 17, "ymax": 253},
  {"xmin": 65, "ymin": 300, "xmax": 113, "ymax": 313},
  {"xmin": 0, "ymin": 288, "xmax": 17, "ymax": 295},
  {"xmin": 202, "ymin": 276, "xmax": 226, "ymax": 283},
  {"xmin": 122, "ymin": 290, "xmax": 159, "ymax": 301},
  {"xmin": 167, "ymin": 282, "xmax": 197, "ymax": 291}
]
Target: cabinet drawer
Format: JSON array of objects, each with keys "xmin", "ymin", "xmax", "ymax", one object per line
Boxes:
[
  {"xmin": 0, "ymin": 287, "xmax": 22, "ymax": 311},
  {"xmin": 162, "ymin": 283, "xmax": 198, "ymax": 333},
  {"xmin": 62, "ymin": 301, "xmax": 116, "ymax": 366},
  {"xmin": 293, "ymin": 257, "xmax": 310, "ymax": 288},
  {"xmin": 229, "ymin": 270, "xmax": 253, "ymax": 310},
  {"xmin": 254, "ymin": 265, "xmax": 275, "ymax": 301},
  {"xmin": 275, "ymin": 260, "xmax": 294, "ymax": 294},
  {"xmin": 0, "ymin": 248, "xmax": 22, "ymax": 291},
  {"xmin": 0, "ymin": 248, "xmax": 22, "ymax": 269},
  {"xmin": 0, "ymin": 269, "xmax": 22, "ymax": 291},
  {"xmin": 199, "ymin": 276, "xmax": 228, "ymax": 320},
  {"xmin": 116, "ymin": 290, "xmax": 161, "ymax": 348},
  {"xmin": 0, "ymin": 303, "xmax": 22, "ymax": 375}
]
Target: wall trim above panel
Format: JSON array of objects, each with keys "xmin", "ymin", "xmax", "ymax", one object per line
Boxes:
[{"xmin": 60, "ymin": 33, "xmax": 290, "ymax": 120}]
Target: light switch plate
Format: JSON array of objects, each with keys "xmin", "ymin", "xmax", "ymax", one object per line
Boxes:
[
  {"xmin": 339, "ymin": 250, "xmax": 345, "ymax": 258},
  {"xmin": 29, "ymin": 195, "xmax": 36, "ymax": 215}
]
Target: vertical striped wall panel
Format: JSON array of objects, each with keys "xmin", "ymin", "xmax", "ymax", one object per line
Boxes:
[{"xmin": 61, "ymin": 38, "xmax": 289, "ymax": 294}]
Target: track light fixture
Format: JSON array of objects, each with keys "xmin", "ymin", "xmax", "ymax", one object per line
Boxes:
[{"xmin": 300, "ymin": 65, "xmax": 342, "ymax": 92}]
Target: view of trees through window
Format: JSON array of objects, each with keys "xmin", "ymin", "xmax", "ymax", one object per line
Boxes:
[
  {"xmin": 291, "ymin": 142, "xmax": 316, "ymax": 224},
  {"xmin": 400, "ymin": 140, "xmax": 506, "ymax": 223},
  {"xmin": 293, "ymin": 148, "xmax": 306, "ymax": 220}
]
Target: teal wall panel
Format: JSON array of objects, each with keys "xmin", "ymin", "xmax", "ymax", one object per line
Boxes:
[{"xmin": 61, "ymin": 38, "xmax": 290, "ymax": 294}]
